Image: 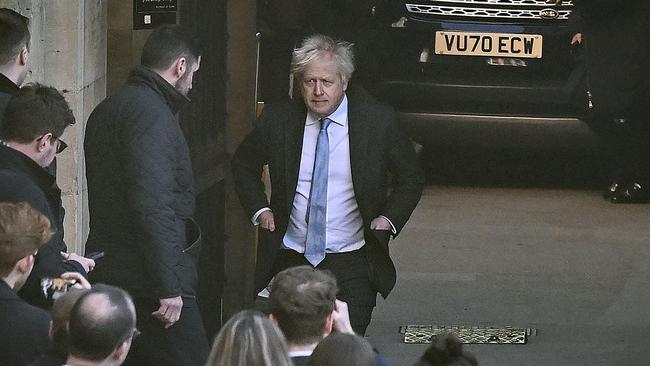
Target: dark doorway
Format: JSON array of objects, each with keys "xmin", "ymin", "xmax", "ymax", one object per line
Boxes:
[{"xmin": 179, "ymin": 0, "xmax": 227, "ymax": 341}]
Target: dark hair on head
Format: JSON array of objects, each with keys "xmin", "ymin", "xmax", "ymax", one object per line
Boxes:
[
  {"xmin": 0, "ymin": 83, "xmax": 75, "ymax": 143},
  {"xmin": 0, "ymin": 202, "xmax": 52, "ymax": 277},
  {"xmin": 415, "ymin": 334, "xmax": 478, "ymax": 366},
  {"xmin": 269, "ymin": 266, "xmax": 338, "ymax": 345},
  {"xmin": 50, "ymin": 289, "xmax": 90, "ymax": 359},
  {"xmin": 306, "ymin": 333, "xmax": 376, "ymax": 366},
  {"xmin": 68, "ymin": 284, "xmax": 136, "ymax": 361},
  {"xmin": 0, "ymin": 8, "xmax": 30, "ymax": 65},
  {"xmin": 141, "ymin": 24, "xmax": 201, "ymax": 71}
]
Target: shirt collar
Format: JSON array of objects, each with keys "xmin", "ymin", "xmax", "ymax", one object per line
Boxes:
[
  {"xmin": 306, "ymin": 94, "xmax": 348, "ymax": 127},
  {"xmin": 288, "ymin": 350, "xmax": 314, "ymax": 357}
]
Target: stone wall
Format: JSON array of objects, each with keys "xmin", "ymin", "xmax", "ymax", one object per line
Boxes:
[{"xmin": 0, "ymin": 0, "xmax": 108, "ymax": 253}]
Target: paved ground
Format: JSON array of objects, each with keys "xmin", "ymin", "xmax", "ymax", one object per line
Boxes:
[{"xmin": 366, "ymin": 153, "xmax": 650, "ymax": 366}]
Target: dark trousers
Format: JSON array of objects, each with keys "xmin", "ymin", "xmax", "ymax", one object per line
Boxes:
[
  {"xmin": 273, "ymin": 248, "xmax": 377, "ymax": 335},
  {"xmin": 123, "ymin": 296, "xmax": 209, "ymax": 366},
  {"xmin": 587, "ymin": 108, "xmax": 650, "ymax": 182}
]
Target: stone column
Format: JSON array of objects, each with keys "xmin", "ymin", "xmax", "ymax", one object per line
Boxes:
[{"xmin": 0, "ymin": 0, "xmax": 108, "ymax": 253}]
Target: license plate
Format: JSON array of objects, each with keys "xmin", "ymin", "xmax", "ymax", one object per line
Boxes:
[{"xmin": 434, "ymin": 31, "xmax": 543, "ymax": 58}]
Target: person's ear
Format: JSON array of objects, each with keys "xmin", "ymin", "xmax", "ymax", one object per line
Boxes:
[
  {"xmin": 323, "ymin": 312, "xmax": 334, "ymax": 337},
  {"xmin": 16, "ymin": 254, "xmax": 34, "ymax": 274},
  {"xmin": 112, "ymin": 340, "xmax": 131, "ymax": 361},
  {"xmin": 36, "ymin": 133, "xmax": 53, "ymax": 152},
  {"xmin": 269, "ymin": 313, "xmax": 278, "ymax": 324},
  {"xmin": 19, "ymin": 47, "xmax": 29, "ymax": 66},
  {"xmin": 174, "ymin": 57, "xmax": 187, "ymax": 79},
  {"xmin": 342, "ymin": 77, "xmax": 348, "ymax": 92}
]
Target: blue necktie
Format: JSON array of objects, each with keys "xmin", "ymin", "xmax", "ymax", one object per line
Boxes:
[{"xmin": 305, "ymin": 118, "xmax": 332, "ymax": 266}]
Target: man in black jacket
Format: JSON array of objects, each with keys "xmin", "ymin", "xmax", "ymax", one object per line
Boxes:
[
  {"xmin": 0, "ymin": 84, "xmax": 94, "ymax": 308},
  {"xmin": 84, "ymin": 25, "xmax": 208, "ymax": 366},
  {"xmin": 563, "ymin": 0, "xmax": 650, "ymax": 202},
  {"xmin": 0, "ymin": 8, "xmax": 30, "ymax": 127}
]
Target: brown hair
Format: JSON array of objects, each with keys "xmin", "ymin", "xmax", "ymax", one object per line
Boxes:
[
  {"xmin": 207, "ymin": 310, "xmax": 292, "ymax": 366},
  {"xmin": 269, "ymin": 266, "xmax": 338, "ymax": 345},
  {"xmin": 0, "ymin": 202, "xmax": 53, "ymax": 277},
  {"xmin": 306, "ymin": 333, "xmax": 376, "ymax": 366}
]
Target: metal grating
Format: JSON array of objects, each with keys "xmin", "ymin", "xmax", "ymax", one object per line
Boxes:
[
  {"xmin": 416, "ymin": 0, "xmax": 573, "ymax": 6},
  {"xmin": 401, "ymin": 325, "xmax": 532, "ymax": 344},
  {"xmin": 406, "ymin": 4, "xmax": 571, "ymax": 20}
]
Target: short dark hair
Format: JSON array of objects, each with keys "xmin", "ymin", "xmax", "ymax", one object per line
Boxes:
[
  {"xmin": 0, "ymin": 83, "xmax": 75, "ymax": 143},
  {"xmin": 68, "ymin": 284, "xmax": 136, "ymax": 362},
  {"xmin": 415, "ymin": 334, "xmax": 478, "ymax": 366},
  {"xmin": 269, "ymin": 266, "xmax": 338, "ymax": 345},
  {"xmin": 141, "ymin": 24, "xmax": 201, "ymax": 71},
  {"xmin": 306, "ymin": 333, "xmax": 376, "ymax": 366},
  {"xmin": 0, "ymin": 8, "xmax": 30, "ymax": 65}
]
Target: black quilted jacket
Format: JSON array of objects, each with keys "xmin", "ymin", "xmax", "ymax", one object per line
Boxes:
[{"xmin": 84, "ymin": 66, "xmax": 198, "ymax": 299}]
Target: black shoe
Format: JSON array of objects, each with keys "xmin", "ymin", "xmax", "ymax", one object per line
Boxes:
[
  {"xmin": 610, "ymin": 182, "xmax": 649, "ymax": 204},
  {"xmin": 603, "ymin": 181, "xmax": 623, "ymax": 200}
]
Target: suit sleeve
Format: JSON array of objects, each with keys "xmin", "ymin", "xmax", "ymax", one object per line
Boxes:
[
  {"xmin": 381, "ymin": 110, "xmax": 425, "ymax": 236},
  {"xmin": 231, "ymin": 111, "xmax": 272, "ymax": 220},
  {"xmin": 120, "ymin": 106, "xmax": 185, "ymax": 299}
]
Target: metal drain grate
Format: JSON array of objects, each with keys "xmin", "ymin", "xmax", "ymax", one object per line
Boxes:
[{"xmin": 400, "ymin": 325, "xmax": 534, "ymax": 344}]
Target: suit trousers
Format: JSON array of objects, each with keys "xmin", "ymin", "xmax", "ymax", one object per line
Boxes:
[
  {"xmin": 273, "ymin": 247, "xmax": 377, "ymax": 335},
  {"xmin": 122, "ymin": 296, "xmax": 209, "ymax": 366}
]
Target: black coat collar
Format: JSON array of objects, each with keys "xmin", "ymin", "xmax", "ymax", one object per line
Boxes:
[
  {"xmin": 0, "ymin": 278, "xmax": 18, "ymax": 300},
  {"xmin": 0, "ymin": 144, "xmax": 55, "ymax": 190},
  {"xmin": 0, "ymin": 73, "xmax": 18, "ymax": 95},
  {"xmin": 126, "ymin": 65, "xmax": 190, "ymax": 115}
]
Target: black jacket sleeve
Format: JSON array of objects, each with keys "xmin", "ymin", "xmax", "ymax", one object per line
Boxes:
[
  {"xmin": 231, "ymin": 110, "xmax": 273, "ymax": 221},
  {"xmin": 379, "ymin": 109, "xmax": 425, "ymax": 236}
]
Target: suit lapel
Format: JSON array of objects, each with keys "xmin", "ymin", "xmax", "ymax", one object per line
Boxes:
[{"xmin": 347, "ymin": 94, "xmax": 370, "ymax": 195}]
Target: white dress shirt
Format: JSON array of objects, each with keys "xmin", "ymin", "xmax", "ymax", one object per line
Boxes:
[{"xmin": 282, "ymin": 95, "xmax": 366, "ymax": 253}]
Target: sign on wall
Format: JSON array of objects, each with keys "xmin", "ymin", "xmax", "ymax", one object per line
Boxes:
[{"xmin": 133, "ymin": 0, "xmax": 177, "ymax": 30}]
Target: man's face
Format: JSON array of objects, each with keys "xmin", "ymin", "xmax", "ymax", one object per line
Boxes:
[
  {"xmin": 175, "ymin": 56, "xmax": 201, "ymax": 97},
  {"xmin": 300, "ymin": 55, "xmax": 348, "ymax": 118}
]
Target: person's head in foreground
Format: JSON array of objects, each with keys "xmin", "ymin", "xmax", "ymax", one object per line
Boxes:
[
  {"xmin": 206, "ymin": 309, "xmax": 292, "ymax": 366},
  {"xmin": 66, "ymin": 284, "xmax": 137, "ymax": 366},
  {"xmin": 306, "ymin": 332, "xmax": 376, "ymax": 366},
  {"xmin": 414, "ymin": 334, "xmax": 478, "ymax": 366},
  {"xmin": 0, "ymin": 201, "xmax": 52, "ymax": 290},
  {"xmin": 269, "ymin": 265, "xmax": 339, "ymax": 347}
]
